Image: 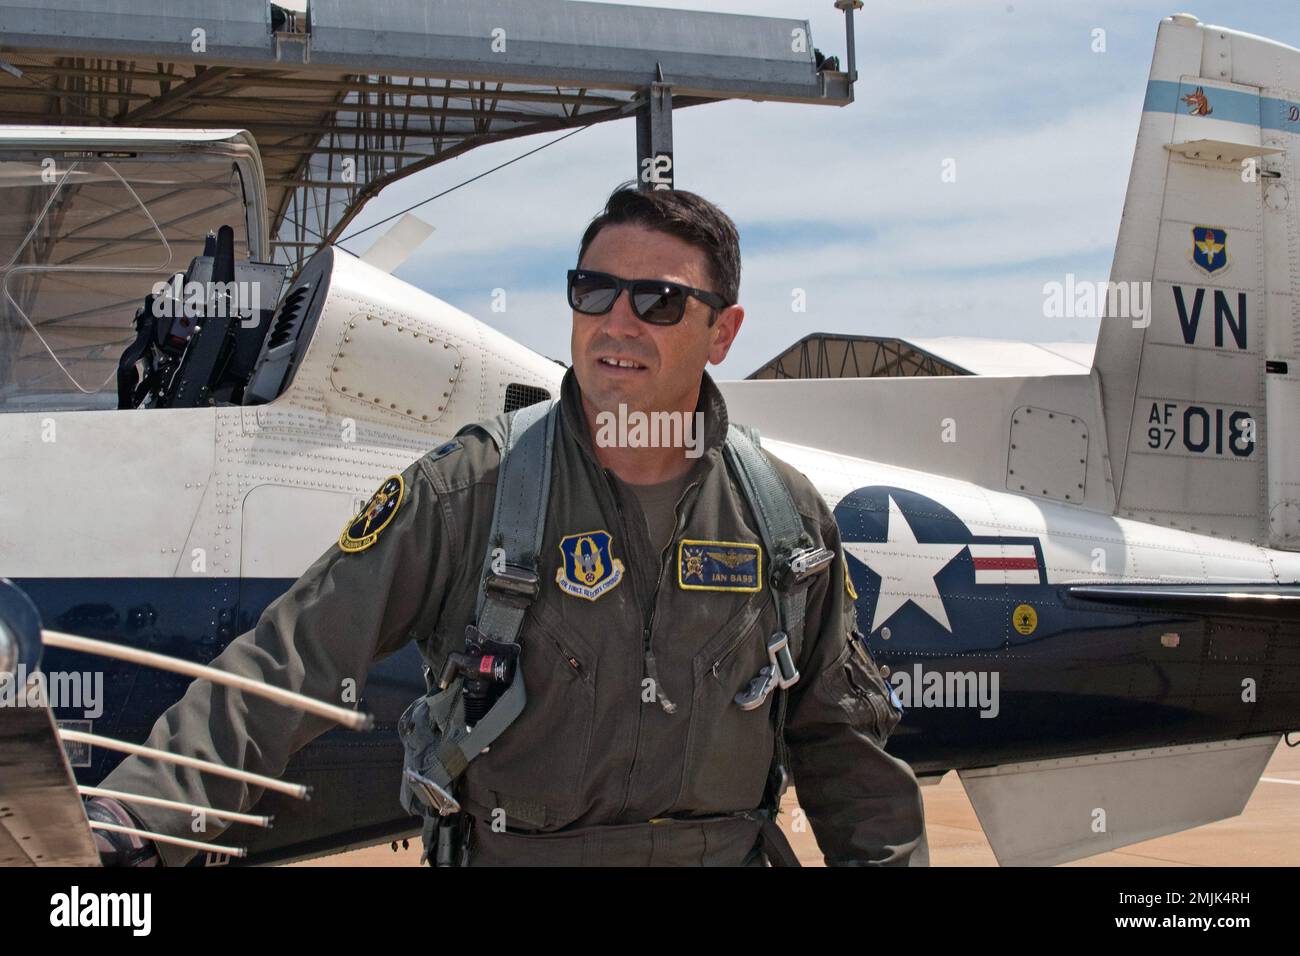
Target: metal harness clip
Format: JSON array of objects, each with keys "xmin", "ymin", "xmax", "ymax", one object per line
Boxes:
[
  {"xmin": 484, "ymin": 565, "xmax": 540, "ymax": 601},
  {"xmin": 773, "ymin": 546, "xmax": 834, "ymax": 590},
  {"xmin": 403, "ymin": 768, "xmax": 462, "ymax": 817},
  {"xmin": 735, "ymin": 632, "xmax": 801, "ymax": 711}
]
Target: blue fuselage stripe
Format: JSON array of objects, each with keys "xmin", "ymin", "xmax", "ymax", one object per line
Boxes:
[{"xmin": 1143, "ymin": 78, "xmax": 1300, "ymax": 132}]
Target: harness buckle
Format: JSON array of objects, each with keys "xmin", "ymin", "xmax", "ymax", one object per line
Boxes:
[
  {"xmin": 773, "ymin": 546, "xmax": 834, "ymax": 589},
  {"xmin": 735, "ymin": 632, "xmax": 801, "ymax": 710},
  {"xmin": 437, "ymin": 625, "xmax": 520, "ymax": 729},
  {"xmin": 484, "ymin": 564, "xmax": 540, "ymax": 602},
  {"xmin": 769, "ymin": 632, "xmax": 800, "ymax": 689}
]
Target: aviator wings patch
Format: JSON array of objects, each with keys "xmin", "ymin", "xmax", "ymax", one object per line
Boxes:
[{"xmin": 678, "ymin": 539, "xmax": 762, "ymax": 592}]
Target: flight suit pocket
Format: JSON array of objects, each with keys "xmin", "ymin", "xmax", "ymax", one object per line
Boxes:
[
  {"xmin": 821, "ymin": 632, "xmax": 901, "ymax": 746},
  {"xmin": 676, "ymin": 597, "xmax": 778, "ymax": 812},
  {"xmin": 461, "ymin": 601, "xmax": 596, "ymax": 828}
]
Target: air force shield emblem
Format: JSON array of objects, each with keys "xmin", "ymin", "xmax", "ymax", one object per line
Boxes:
[
  {"xmin": 556, "ymin": 530, "xmax": 624, "ymax": 601},
  {"xmin": 1192, "ymin": 225, "xmax": 1228, "ymax": 275}
]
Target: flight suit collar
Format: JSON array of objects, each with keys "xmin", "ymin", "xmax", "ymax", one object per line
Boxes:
[{"xmin": 557, "ymin": 365, "xmax": 731, "ymax": 465}]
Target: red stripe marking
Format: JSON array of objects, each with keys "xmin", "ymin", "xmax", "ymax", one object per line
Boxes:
[{"xmin": 972, "ymin": 557, "xmax": 1038, "ymax": 570}]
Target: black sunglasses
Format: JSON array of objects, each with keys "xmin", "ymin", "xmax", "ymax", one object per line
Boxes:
[{"xmin": 567, "ymin": 268, "xmax": 729, "ymax": 326}]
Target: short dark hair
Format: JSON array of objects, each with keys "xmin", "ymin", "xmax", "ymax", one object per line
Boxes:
[{"xmin": 576, "ymin": 182, "xmax": 741, "ymax": 321}]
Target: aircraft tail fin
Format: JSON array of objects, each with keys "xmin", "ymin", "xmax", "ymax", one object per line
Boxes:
[{"xmin": 1092, "ymin": 14, "xmax": 1300, "ymax": 547}]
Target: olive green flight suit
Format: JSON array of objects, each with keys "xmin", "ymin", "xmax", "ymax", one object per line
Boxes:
[{"xmin": 103, "ymin": 368, "xmax": 926, "ymax": 866}]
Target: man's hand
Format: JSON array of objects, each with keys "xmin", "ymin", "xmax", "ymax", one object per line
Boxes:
[{"xmin": 85, "ymin": 797, "xmax": 161, "ymax": 867}]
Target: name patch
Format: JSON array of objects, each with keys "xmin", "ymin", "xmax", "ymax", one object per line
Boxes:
[
  {"xmin": 678, "ymin": 539, "xmax": 762, "ymax": 592},
  {"xmin": 556, "ymin": 530, "xmax": 625, "ymax": 601}
]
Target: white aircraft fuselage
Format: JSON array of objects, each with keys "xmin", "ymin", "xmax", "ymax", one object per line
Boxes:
[{"xmin": 2, "ymin": 13, "xmax": 1299, "ymax": 866}]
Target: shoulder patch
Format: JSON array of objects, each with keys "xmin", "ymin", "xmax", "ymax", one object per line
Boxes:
[
  {"xmin": 678, "ymin": 539, "xmax": 762, "ymax": 592},
  {"xmin": 339, "ymin": 474, "xmax": 404, "ymax": 553},
  {"xmin": 844, "ymin": 560, "xmax": 859, "ymax": 600},
  {"xmin": 556, "ymin": 530, "xmax": 624, "ymax": 601}
]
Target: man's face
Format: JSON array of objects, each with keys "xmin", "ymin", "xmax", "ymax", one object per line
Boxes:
[{"xmin": 571, "ymin": 222, "xmax": 743, "ymax": 417}]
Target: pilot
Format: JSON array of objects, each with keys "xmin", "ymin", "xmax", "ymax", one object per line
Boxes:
[{"xmin": 92, "ymin": 183, "xmax": 927, "ymax": 867}]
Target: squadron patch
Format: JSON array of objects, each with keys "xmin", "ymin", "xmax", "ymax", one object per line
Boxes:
[
  {"xmin": 339, "ymin": 474, "xmax": 404, "ymax": 553},
  {"xmin": 678, "ymin": 539, "xmax": 762, "ymax": 592},
  {"xmin": 556, "ymin": 530, "xmax": 624, "ymax": 601}
]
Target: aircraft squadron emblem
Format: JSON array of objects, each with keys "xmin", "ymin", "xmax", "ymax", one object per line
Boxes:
[
  {"xmin": 1180, "ymin": 85, "xmax": 1212, "ymax": 116},
  {"xmin": 339, "ymin": 475, "xmax": 404, "ymax": 553}
]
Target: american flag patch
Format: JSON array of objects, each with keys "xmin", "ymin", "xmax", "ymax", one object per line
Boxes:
[{"xmin": 969, "ymin": 544, "xmax": 1042, "ymax": 585}]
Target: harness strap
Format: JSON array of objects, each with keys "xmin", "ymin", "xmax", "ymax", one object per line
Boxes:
[
  {"xmin": 722, "ymin": 424, "xmax": 823, "ymax": 852},
  {"xmin": 722, "ymin": 424, "xmax": 812, "ymax": 658},
  {"xmin": 476, "ymin": 398, "xmax": 558, "ymax": 630},
  {"xmin": 400, "ymin": 400, "xmax": 557, "ymax": 824},
  {"xmin": 455, "ymin": 398, "xmax": 557, "ymax": 757}
]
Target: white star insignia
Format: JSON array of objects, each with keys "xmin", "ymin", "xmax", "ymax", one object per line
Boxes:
[{"xmin": 844, "ymin": 494, "xmax": 965, "ymax": 633}]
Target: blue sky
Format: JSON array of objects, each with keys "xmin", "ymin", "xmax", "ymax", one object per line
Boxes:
[{"xmin": 334, "ymin": 0, "xmax": 1297, "ymax": 378}]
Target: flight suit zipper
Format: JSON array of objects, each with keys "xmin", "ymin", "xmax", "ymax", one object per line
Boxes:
[
  {"xmin": 643, "ymin": 477, "xmax": 700, "ymax": 707},
  {"xmin": 602, "ymin": 471, "xmax": 650, "ymax": 818},
  {"xmin": 642, "ymin": 483, "xmax": 696, "ymax": 716},
  {"xmin": 606, "ymin": 468, "xmax": 700, "ymax": 817}
]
